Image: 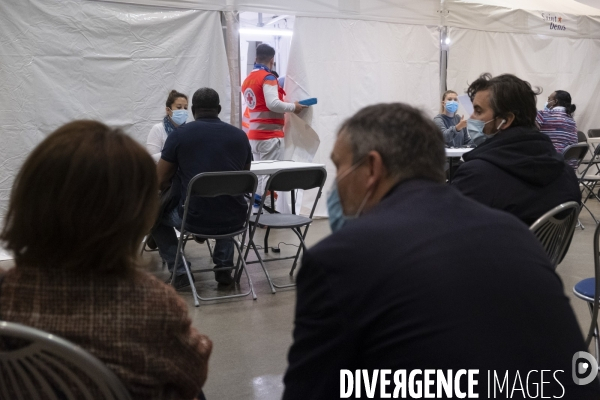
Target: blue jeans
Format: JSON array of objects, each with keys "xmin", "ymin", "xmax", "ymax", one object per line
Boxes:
[{"xmin": 151, "ymin": 207, "xmax": 239, "ymax": 276}]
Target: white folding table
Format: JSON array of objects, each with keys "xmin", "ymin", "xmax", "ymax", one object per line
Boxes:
[
  {"xmin": 446, "ymin": 147, "xmax": 473, "ymax": 183},
  {"xmin": 250, "ymin": 160, "xmax": 325, "ymax": 175}
]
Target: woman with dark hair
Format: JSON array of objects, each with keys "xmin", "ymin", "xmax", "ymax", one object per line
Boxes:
[
  {"xmin": 0, "ymin": 120, "xmax": 212, "ymax": 400},
  {"xmin": 536, "ymin": 90, "xmax": 578, "ymax": 168},
  {"xmin": 147, "ymin": 90, "xmax": 189, "ymax": 162}
]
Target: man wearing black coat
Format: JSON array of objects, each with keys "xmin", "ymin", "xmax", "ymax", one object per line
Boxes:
[
  {"xmin": 282, "ymin": 103, "xmax": 598, "ymax": 399},
  {"xmin": 452, "ymin": 73, "xmax": 581, "ymax": 226}
]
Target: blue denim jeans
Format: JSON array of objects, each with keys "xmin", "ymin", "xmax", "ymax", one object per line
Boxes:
[{"xmin": 151, "ymin": 207, "xmax": 239, "ymax": 276}]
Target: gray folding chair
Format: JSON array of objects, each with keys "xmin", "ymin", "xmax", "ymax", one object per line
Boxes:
[
  {"xmin": 0, "ymin": 321, "xmax": 131, "ymax": 400},
  {"xmin": 573, "ymin": 221, "xmax": 600, "ymax": 368},
  {"xmin": 243, "ymin": 167, "xmax": 327, "ymax": 293},
  {"xmin": 563, "ymin": 143, "xmax": 592, "ymax": 229},
  {"xmin": 529, "ymin": 201, "xmax": 580, "ymax": 269},
  {"xmin": 589, "ymin": 129, "xmax": 600, "ymax": 138},
  {"xmin": 172, "ymin": 171, "xmax": 258, "ymax": 306},
  {"xmin": 579, "ymin": 145, "xmax": 600, "ymax": 225}
]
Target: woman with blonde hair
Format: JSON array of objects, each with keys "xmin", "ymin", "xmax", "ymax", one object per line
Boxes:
[
  {"xmin": 433, "ymin": 90, "xmax": 472, "ymax": 147},
  {"xmin": 0, "ymin": 120, "xmax": 211, "ymax": 400}
]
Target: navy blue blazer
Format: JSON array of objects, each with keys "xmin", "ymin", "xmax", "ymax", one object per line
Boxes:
[{"xmin": 283, "ymin": 179, "xmax": 598, "ymax": 399}]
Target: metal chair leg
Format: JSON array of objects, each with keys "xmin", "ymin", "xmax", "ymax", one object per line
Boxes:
[
  {"xmin": 233, "ymin": 240, "xmax": 257, "ymax": 300},
  {"xmin": 173, "ymin": 231, "xmax": 200, "ymax": 307},
  {"xmin": 248, "ymin": 238, "xmax": 276, "ymax": 294},
  {"xmin": 264, "ymin": 227, "xmax": 271, "ymax": 253}
]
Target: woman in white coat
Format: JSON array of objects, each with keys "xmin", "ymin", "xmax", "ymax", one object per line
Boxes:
[{"xmin": 146, "ymin": 90, "xmax": 188, "ymax": 162}]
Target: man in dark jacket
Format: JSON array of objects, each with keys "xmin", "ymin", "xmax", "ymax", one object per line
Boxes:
[
  {"xmin": 452, "ymin": 73, "xmax": 581, "ymax": 226},
  {"xmin": 282, "ymin": 103, "xmax": 599, "ymax": 399}
]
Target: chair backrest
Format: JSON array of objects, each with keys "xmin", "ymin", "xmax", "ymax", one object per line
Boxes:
[
  {"xmin": 579, "ymin": 143, "xmax": 600, "ymax": 178},
  {"xmin": 584, "ymin": 222, "xmax": 600, "ymax": 348},
  {"xmin": 529, "ymin": 201, "xmax": 580, "ymax": 269},
  {"xmin": 180, "ymin": 171, "xmax": 258, "ymax": 234},
  {"xmin": 265, "ymin": 167, "xmax": 327, "ymax": 192},
  {"xmin": 577, "ymin": 130, "xmax": 588, "ymax": 143},
  {"xmin": 187, "ymin": 171, "xmax": 257, "ymax": 198},
  {"xmin": 562, "ymin": 143, "xmax": 589, "ymax": 169},
  {"xmin": 588, "ymin": 129, "xmax": 600, "ymax": 138},
  {"xmin": 264, "ymin": 167, "xmax": 327, "ymax": 217},
  {"xmin": 0, "ymin": 321, "xmax": 132, "ymax": 400}
]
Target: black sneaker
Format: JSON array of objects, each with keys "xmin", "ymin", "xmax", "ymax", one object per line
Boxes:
[
  {"xmin": 213, "ymin": 266, "xmax": 234, "ymax": 285},
  {"xmin": 173, "ymin": 273, "xmax": 194, "ymax": 290}
]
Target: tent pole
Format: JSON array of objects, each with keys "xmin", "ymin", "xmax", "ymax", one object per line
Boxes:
[
  {"xmin": 439, "ymin": 0, "xmax": 449, "ymax": 98},
  {"xmin": 222, "ymin": 11, "xmax": 242, "ymax": 128}
]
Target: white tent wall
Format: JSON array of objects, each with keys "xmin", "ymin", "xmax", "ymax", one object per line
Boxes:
[
  {"xmin": 0, "ymin": 0, "xmax": 230, "ymax": 228},
  {"xmin": 286, "ymin": 17, "xmax": 441, "ymax": 217}
]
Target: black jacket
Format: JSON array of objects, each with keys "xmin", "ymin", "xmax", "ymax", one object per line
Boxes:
[
  {"xmin": 452, "ymin": 126, "xmax": 581, "ymax": 226},
  {"xmin": 283, "ymin": 180, "xmax": 597, "ymax": 399}
]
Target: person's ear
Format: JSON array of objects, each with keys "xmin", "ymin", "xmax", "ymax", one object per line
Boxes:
[
  {"xmin": 217, "ymin": 105, "xmax": 222, "ymax": 115},
  {"xmin": 166, "ymin": 107, "xmax": 172, "ymax": 116},
  {"xmin": 501, "ymin": 112, "xmax": 516, "ymax": 129},
  {"xmin": 365, "ymin": 150, "xmax": 385, "ymax": 191},
  {"xmin": 191, "ymin": 105, "xmax": 196, "ymax": 118}
]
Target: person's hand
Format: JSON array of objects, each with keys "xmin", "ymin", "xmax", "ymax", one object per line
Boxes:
[
  {"xmin": 293, "ymin": 101, "xmax": 309, "ymax": 114},
  {"xmin": 456, "ymin": 115, "xmax": 467, "ymax": 131}
]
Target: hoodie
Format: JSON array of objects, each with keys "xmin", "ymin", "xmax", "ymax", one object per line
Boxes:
[{"xmin": 452, "ymin": 126, "xmax": 581, "ymax": 225}]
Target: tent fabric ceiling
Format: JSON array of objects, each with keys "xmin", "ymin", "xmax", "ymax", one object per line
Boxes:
[
  {"xmin": 90, "ymin": 0, "xmax": 600, "ymax": 17},
  {"xmin": 91, "ymin": 0, "xmax": 600, "ymax": 38}
]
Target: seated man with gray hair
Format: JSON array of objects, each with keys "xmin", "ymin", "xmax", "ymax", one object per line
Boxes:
[{"xmin": 282, "ymin": 103, "xmax": 598, "ymax": 399}]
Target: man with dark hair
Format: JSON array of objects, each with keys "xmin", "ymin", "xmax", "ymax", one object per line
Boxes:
[
  {"xmin": 241, "ymin": 43, "xmax": 307, "ymax": 197},
  {"xmin": 282, "ymin": 103, "xmax": 598, "ymax": 399},
  {"xmin": 152, "ymin": 87, "xmax": 253, "ymax": 289},
  {"xmin": 452, "ymin": 73, "xmax": 580, "ymax": 225}
]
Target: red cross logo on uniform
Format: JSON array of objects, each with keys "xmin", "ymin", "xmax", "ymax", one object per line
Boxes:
[{"xmin": 244, "ymin": 88, "xmax": 257, "ymax": 109}]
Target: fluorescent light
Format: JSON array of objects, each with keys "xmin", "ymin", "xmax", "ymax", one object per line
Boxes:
[{"xmin": 239, "ymin": 28, "xmax": 293, "ymax": 37}]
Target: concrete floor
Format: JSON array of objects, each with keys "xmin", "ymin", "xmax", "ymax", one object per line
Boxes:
[{"xmin": 1, "ymin": 202, "xmax": 599, "ymax": 399}]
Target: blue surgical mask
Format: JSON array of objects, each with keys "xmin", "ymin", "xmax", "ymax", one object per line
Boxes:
[
  {"xmin": 326, "ymin": 158, "xmax": 371, "ymax": 232},
  {"xmin": 445, "ymin": 100, "xmax": 459, "ymax": 113},
  {"xmin": 326, "ymin": 185, "xmax": 347, "ymax": 233},
  {"xmin": 467, "ymin": 118, "xmax": 500, "ymax": 142},
  {"xmin": 170, "ymin": 109, "xmax": 188, "ymax": 125}
]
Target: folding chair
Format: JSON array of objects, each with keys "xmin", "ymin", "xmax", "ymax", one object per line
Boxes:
[
  {"xmin": 172, "ymin": 171, "xmax": 258, "ymax": 306},
  {"xmin": 243, "ymin": 167, "xmax": 327, "ymax": 293},
  {"xmin": 573, "ymin": 221, "xmax": 600, "ymax": 369},
  {"xmin": 579, "ymin": 145, "xmax": 600, "ymax": 224},
  {"xmin": 589, "ymin": 129, "xmax": 600, "ymax": 138},
  {"xmin": 563, "ymin": 143, "xmax": 592, "ymax": 229},
  {"xmin": 529, "ymin": 201, "xmax": 579, "ymax": 269},
  {"xmin": 0, "ymin": 321, "xmax": 131, "ymax": 400}
]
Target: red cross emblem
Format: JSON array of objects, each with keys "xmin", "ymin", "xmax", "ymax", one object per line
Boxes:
[{"xmin": 244, "ymin": 88, "xmax": 257, "ymax": 109}]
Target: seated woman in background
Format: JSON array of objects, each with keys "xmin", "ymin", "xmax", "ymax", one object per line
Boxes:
[
  {"xmin": 147, "ymin": 90, "xmax": 189, "ymax": 162},
  {"xmin": 537, "ymin": 90, "xmax": 578, "ymax": 168},
  {"xmin": 0, "ymin": 120, "xmax": 211, "ymax": 400},
  {"xmin": 433, "ymin": 90, "xmax": 471, "ymax": 147}
]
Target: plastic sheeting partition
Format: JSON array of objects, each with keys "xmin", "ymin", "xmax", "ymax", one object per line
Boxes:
[
  {"xmin": 446, "ymin": 27, "xmax": 600, "ymax": 134},
  {"xmin": 0, "ymin": 0, "xmax": 230, "ymax": 229},
  {"xmin": 286, "ymin": 17, "xmax": 441, "ymax": 217}
]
